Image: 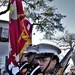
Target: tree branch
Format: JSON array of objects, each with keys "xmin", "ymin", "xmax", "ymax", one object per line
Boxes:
[{"xmin": 0, "ymin": 0, "xmax": 10, "ymax": 15}]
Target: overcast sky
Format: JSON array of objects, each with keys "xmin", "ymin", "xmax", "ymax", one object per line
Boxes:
[
  {"xmin": 0, "ymin": 0, "xmax": 75, "ymax": 42},
  {"xmin": 51, "ymin": 0, "xmax": 75, "ymax": 33},
  {"xmin": 33, "ymin": 0, "xmax": 75, "ymax": 44},
  {"xmin": 0, "ymin": 0, "xmax": 75, "ymax": 33}
]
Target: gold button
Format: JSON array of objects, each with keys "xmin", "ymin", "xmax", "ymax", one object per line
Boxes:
[
  {"xmin": 32, "ymin": 65, "xmax": 34, "ymax": 67},
  {"xmin": 27, "ymin": 71, "xmax": 30, "ymax": 74},
  {"xmin": 30, "ymin": 68, "xmax": 31, "ymax": 71}
]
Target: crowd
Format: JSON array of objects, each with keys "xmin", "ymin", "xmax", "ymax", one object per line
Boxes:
[
  {"xmin": 7, "ymin": 43, "xmax": 61, "ymax": 75},
  {"xmin": 0, "ymin": 43, "xmax": 75, "ymax": 75}
]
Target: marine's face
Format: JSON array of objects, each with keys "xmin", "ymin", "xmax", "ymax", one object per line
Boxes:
[
  {"xmin": 27, "ymin": 54, "xmax": 34, "ymax": 64},
  {"xmin": 21, "ymin": 54, "xmax": 27, "ymax": 62},
  {"xmin": 38, "ymin": 57, "xmax": 56, "ymax": 73},
  {"xmin": 27, "ymin": 52, "xmax": 38, "ymax": 64}
]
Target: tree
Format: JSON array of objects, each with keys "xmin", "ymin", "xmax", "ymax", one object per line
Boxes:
[
  {"xmin": 0, "ymin": 0, "xmax": 66, "ymax": 39},
  {"xmin": 0, "ymin": 0, "xmax": 9, "ymax": 15},
  {"xmin": 22, "ymin": 0, "xmax": 66, "ymax": 39},
  {"xmin": 53, "ymin": 30, "xmax": 75, "ymax": 50},
  {"xmin": 51, "ymin": 31, "xmax": 75, "ymax": 66}
]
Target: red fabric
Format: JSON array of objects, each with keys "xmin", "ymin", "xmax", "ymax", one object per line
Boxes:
[{"xmin": 8, "ymin": 0, "xmax": 32, "ymax": 66}]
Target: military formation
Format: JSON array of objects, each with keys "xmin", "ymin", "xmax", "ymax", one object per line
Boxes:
[{"xmin": 7, "ymin": 43, "xmax": 61, "ymax": 75}]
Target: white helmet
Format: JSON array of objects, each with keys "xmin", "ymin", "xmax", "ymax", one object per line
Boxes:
[
  {"xmin": 37, "ymin": 43, "xmax": 61, "ymax": 58},
  {"xmin": 24, "ymin": 44, "xmax": 39, "ymax": 56}
]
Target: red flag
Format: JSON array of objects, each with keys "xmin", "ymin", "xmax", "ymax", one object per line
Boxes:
[{"xmin": 8, "ymin": 0, "xmax": 32, "ymax": 69}]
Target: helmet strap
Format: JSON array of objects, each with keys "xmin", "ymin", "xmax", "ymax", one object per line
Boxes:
[
  {"xmin": 43, "ymin": 54, "xmax": 54, "ymax": 74},
  {"xmin": 29, "ymin": 54, "xmax": 36, "ymax": 65}
]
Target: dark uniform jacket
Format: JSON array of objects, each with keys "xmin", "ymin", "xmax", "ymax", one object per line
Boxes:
[
  {"xmin": 16, "ymin": 62, "xmax": 41, "ymax": 75},
  {"xmin": 19, "ymin": 61, "xmax": 28, "ymax": 71},
  {"xmin": 25, "ymin": 63, "xmax": 41, "ymax": 75},
  {"xmin": 16, "ymin": 61, "xmax": 28, "ymax": 75}
]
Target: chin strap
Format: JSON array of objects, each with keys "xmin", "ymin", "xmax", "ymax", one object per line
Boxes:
[
  {"xmin": 29, "ymin": 54, "xmax": 36, "ymax": 65},
  {"xmin": 43, "ymin": 54, "xmax": 54, "ymax": 74}
]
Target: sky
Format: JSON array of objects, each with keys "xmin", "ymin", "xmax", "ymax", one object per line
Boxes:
[
  {"xmin": 0, "ymin": 0, "xmax": 75, "ymax": 32},
  {"xmin": 0, "ymin": 0, "xmax": 74, "ymax": 47},
  {"xmin": 33, "ymin": 0, "xmax": 75, "ymax": 44},
  {"xmin": 0, "ymin": 1, "xmax": 75, "ymax": 46},
  {"xmin": 0, "ymin": 0, "xmax": 75, "ymax": 33},
  {"xmin": 50, "ymin": 0, "xmax": 75, "ymax": 33}
]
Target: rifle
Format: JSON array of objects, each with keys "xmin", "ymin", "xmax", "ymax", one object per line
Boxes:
[{"xmin": 53, "ymin": 45, "xmax": 75, "ymax": 75}]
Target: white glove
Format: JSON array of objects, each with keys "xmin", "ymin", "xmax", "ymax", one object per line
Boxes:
[
  {"xmin": 8, "ymin": 62, "xmax": 14, "ymax": 71},
  {"xmin": 12, "ymin": 67, "xmax": 19, "ymax": 75}
]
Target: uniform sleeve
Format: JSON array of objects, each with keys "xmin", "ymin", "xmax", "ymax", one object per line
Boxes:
[{"xmin": 16, "ymin": 71, "xmax": 25, "ymax": 75}]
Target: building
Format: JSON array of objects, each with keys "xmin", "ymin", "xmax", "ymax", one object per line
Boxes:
[{"xmin": 0, "ymin": 20, "xmax": 9, "ymax": 69}]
